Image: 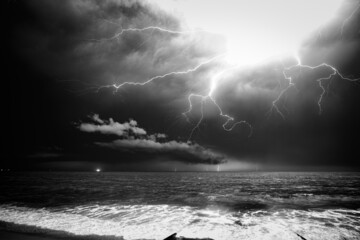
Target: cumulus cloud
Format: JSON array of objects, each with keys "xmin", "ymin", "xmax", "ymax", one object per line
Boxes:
[
  {"xmin": 91, "ymin": 114, "xmax": 105, "ymax": 124},
  {"xmin": 78, "ymin": 114, "xmax": 226, "ymax": 164},
  {"xmin": 79, "ymin": 114, "xmax": 146, "ymax": 137}
]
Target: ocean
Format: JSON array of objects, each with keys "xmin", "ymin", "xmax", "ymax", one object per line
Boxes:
[{"xmin": 0, "ymin": 172, "xmax": 359, "ymax": 240}]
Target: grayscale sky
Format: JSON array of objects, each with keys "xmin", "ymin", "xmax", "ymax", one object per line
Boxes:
[{"xmin": 5, "ymin": 0, "xmax": 360, "ymax": 171}]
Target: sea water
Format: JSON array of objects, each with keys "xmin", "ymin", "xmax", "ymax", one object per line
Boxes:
[{"xmin": 0, "ymin": 172, "xmax": 359, "ymax": 239}]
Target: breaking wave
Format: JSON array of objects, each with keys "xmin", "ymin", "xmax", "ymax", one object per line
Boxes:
[{"xmin": 0, "ymin": 204, "xmax": 359, "ymax": 240}]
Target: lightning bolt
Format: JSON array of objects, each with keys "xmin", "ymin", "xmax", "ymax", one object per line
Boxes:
[
  {"xmin": 93, "ymin": 3, "xmax": 359, "ymax": 140},
  {"xmin": 97, "ymin": 54, "xmax": 224, "ymax": 92},
  {"xmin": 184, "ymin": 94, "xmax": 206, "ymax": 141},
  {"xmin": 270, "ymin": 67, "xmax": 296, "ymax": 120},
  {"xmin": 270, "ymin": 58, "xmax": 360, "ymax": 118},
  {"xmin": 183, "ymin": 93, "xmax": 253, "ymax": 141},
  {"xmin": 207, "ymin": 67, "xmax": 253, "ymax": 136},
  {"xmin": 90, "ymin": 25, "xmax": 208, "ymax": 43},
  {"xmin": 299, "ymin": 62, "xmax": 360, "ymax": 115},
  {"xmin": 340, "ymin": 3, "xmax": 360, "ymax": 37},
  {"xmin": 269, "ymin": 1, "xmax": 360, "ymax": 118},
  {"xmin": 93, "ymin": 25, "xmax": 252, "ymax": 140},
  {"xmin": 298, "ymin": 0, "xmax": 360, "ymax": 98},
  {"xmin": 183, "ymin": 66, "xmax": 253, "ymax": 140}
]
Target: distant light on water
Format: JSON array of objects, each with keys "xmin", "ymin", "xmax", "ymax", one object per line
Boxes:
[{"xmin": 96, "ymin": 168, "xmax": 101, "ymax": 172}]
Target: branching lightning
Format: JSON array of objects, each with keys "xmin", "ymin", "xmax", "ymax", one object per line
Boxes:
[
  {"xmin": 94, "ymin": 3, "xmax": 359, "ymax": 140},
  {"xmin": 94, "ymin": 26, "xmax": 252, "ymax": 140},
  {"xmin": 184, "ymin": 94, "xmax": 206, "ymax": 141},
  {"xmin": 270, "ymin": 67, "xmax": 296, "ymax": 120},
  {"xmin": 97, "ymin": 54, "xmax": 224, "ymax": 92},
  {"xmin": 91, "ymin": 26, "xmax": 208, "ymax": 43},
  {"xmin": 269, "ymin": 1, "xmax": 360, "ymax": 119},
  {"xmin": 270, "ymin": 59, "xmax": 360, "ymax": 118},
  {"xmin": 183, "ymin": 66, "xmax": 253, "ymax": 140}
]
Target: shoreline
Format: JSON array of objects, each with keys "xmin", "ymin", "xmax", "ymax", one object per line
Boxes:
[
  {"xmin": 0, "ymin": 221, "xmax": 124, "ymax": 240},
  {"xmin": 0, "ymin": 230, "xmax": 55, "ymax": 240},
  {"xmin": 0, "ymin": 222, "xmax": 214, "ymax": 240},
  {"xmin": 0, "ymin": 230, "xmax": 214, "ymax": 240}
]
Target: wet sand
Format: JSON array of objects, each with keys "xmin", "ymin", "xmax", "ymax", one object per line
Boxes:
[
  {"xmin": 0, "ymin": 220, "xmax": 124, "ymax": 240},
  {"xmin": 0, "ymin": 230, "xmax": 214, "ymax": 240},
  {"xmin": 0, "ymin": 230, "xmax": 54, "ymax": 240}
]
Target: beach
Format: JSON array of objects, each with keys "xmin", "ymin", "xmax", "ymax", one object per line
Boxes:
[
  {"xmin": 0, "ymin": 231, "xmax": 52, "ymax": 240},
  {"xmin": 1, "ymin": 172, "xmax": 359, "ymax": 240}
]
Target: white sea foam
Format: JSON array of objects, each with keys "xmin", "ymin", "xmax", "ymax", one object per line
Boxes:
[{"xmin": 0, "ymin": 204, "xmax": 359, "ymax": 240}]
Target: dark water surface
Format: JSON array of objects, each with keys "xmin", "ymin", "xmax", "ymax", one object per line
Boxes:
[{"xmin": 1, "ymin": 172, "xmax": 359, "ymax": 239}]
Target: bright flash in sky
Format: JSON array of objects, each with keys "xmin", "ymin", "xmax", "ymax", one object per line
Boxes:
[{"xmin": 154, "ymin": 0, "xmax": 343, "ymax": 65}]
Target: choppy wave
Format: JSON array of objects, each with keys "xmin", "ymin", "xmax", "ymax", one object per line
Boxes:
[
  {"xmin": 0, "ymin": 204, "xmax": 359, "ymax": 240},
  {"xmin": 1, "ymin": 172, "xmax": 360, "ymax": 210}
]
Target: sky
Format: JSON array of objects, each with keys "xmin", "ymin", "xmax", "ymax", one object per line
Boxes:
[{"xmin": 5, "ymin": 0, "xmax": 360, "ymax": 171}]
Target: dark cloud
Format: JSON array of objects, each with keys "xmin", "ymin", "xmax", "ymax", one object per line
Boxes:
[
  {"xmin": 28, "ymin": 153, "xmax": 63, "ymax": 158},
  {"xmin": 97, "ymin": 139, "xmax": 226, "ymax": 165},
  {"xmin": 299, "ymin": 0, "xmax": 360, "ymax": 69},
  {"xmin": 11, "ymin": 0, "xmax": 220, "ymax": 91},
  {"xmin": 5, "ymin": 0, "xmax": 360, "ymax": 171}
]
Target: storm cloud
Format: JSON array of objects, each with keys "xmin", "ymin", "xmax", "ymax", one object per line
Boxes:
[{"xmin": 5, "ymin": 0, "xmax": 360, "ymax": 171}]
